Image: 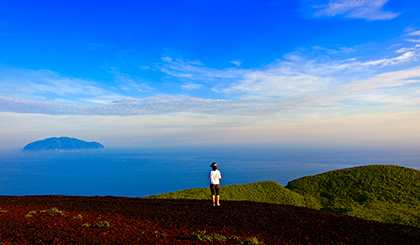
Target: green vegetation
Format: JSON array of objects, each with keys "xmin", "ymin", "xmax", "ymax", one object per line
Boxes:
[
  {"xmin": 240, "ymin": 237, "xmax": 265, "ymax": 245},
  {"xmin": 191, "ymin": 231, "xmax": 228, "ymax": 242},
  {"xmin": 148, "ymin": 181, "xmax": 320, "ymax": 208},
  {"xmin": 82, "ymin": 221, "xmax": 111, "ymax": 228},
  {"xmin": 40, "ymin": 207, "xmax": 65, "ymax": 216},
  {"xmin": 24, "ymin": 210, "xmax": 37, "ymax": 217},
  {"xmin": 152, "ymin": 230, "xmax": 167, "ymax": 237},
  {"xmin": 190, "ymin": 231, "xmax": 264, "ymax": 244},
  {"xmin": 93, "ymin": 221, "xmax": 111, "ymax": 228},
  {"xmin": 286, "ymin": 165, "xmax": 420, "ymax": 227},
  {"xmin": 73, "ymin": 214, "xmax": 83, "ymax": 219},
  {"xmin": 23, "ymin": 207, "xmax": 66, "ymax": 218},
  {"xmin": 147, "ymin": 165, "xmax": 420, "ymax": 228}
]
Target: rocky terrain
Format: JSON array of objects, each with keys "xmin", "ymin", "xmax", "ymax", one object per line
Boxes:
[{"xmin": 1, "ymin": 195, "xmax": 419, "ymax": 244}]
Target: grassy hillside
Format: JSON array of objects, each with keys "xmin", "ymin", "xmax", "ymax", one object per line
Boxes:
[
  {"xmin": 147, "ymin": 181, "xmax": 320, "ymax": 208},
  {"xmin": 147, "ymin": 165, "xmax": 420, "ymax": 228},
  {"xmin": 286, "ymin": 165, "xmax": 420, "ymax": 227}
]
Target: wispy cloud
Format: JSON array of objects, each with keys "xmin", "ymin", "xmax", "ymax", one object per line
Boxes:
[
  {"xmin": 155, "ymin": 42, "xmax": 420, "ymax": 114},
  {"xmin": 230, "ymin": 60, "xmax": 242, "ymax": 66},
  {"xmin": 0, "ymin": 96, "xmax": 264, "ymax": 116},
  {"xmin": 0, "ymin": 66, "xmax": 122, "ymax": 105},
  {"xmin": 1, "ymin": 41, "xmax": 420, "ymax": 117},
  {"xmin": 181, "ymin": 83, "xmax": 204, "ymax": 90},
  {"xmin": 408, "ymin": 30, "xmax": 420, "ymax": 36},
  {"xmin": 405, "ymin": 39, "xmax": 420, "ymax": 43},
  {"xmin": 160, "ymin": 57, "xmax": 243, "ymax": 81},
  {"xmin": 222, "ymin": 66, "xmax": 331, "ymax": 98},
  {"xmin": 217, "ymin": 45, "xmax": 420, "ymax": 98},
  {"xmin": 107, "ymin": 68, "xmax": 153, "ymax": 93},
  {"xmin": 334, "ymin": 65, "xmax": 420, "ymax": 93},
  {"xmin": 159, "ymin": 57, "xmax": 244, "ymax": 94},
  {"xmin": 312, "ymin": 0, "xmax": 400, "ymax": 20}
]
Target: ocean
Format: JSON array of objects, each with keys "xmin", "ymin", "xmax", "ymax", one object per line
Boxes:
[{"xmin": 1, "ymin": 145, "xmax": 419, "ymax": 197}]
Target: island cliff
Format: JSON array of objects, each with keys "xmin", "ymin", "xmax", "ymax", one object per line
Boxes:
[{"xmin": 23, "ymin": 137, "xmax": 104, "ymax": 151}]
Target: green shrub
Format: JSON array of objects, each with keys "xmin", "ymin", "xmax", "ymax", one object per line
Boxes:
[
  {"xmin": 73, "ymin": 214, "xmax": 83, "ymax": 219},
  {"xmin": 40, "ymin": 207, "xmax": 65, "ymax": 216},
  {"xmin": 241, "ymin": 236, "xmax": 265, "ymax": 244},
  {"xmin": 94, "ymin": 221, "xmax": 111, "ymax": 228},
  {"xmin": 82, "ymin": 223, "xmax": 91, "ymax": 228},
  {"xmin": 24, "ymin": 210, "xmax": 37, "ymax": 217},
  {"xmin": 191, "ymin": 231, "xmax": 264, "ymax": 244},
  {"xmin": 286, "ymin": 165, "xmax": 420, "ymax": 227},
  {"xmin": 82, "ymin": 221, "xmax": 111, "ymax": 228},
  {"xmin": 191, "ymin": 231, "xmax": 227, "ymax": 242}
]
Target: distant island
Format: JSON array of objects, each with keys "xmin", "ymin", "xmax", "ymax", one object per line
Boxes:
[{"xmin": 23, "ymin": 137, "xmax": 105, "ymax": 151}]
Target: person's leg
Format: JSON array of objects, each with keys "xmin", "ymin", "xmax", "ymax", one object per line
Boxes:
[
  {"xmin": 215, "ymin": 184, "xmax": 220, "ymax": 206},
  {"xmin": 210, "ymin": 185, "xmax": 216, "ymax": 206}
]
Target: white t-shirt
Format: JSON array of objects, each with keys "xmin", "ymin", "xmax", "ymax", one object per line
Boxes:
[{"xmin": 209, "ymin": 169, "xmax": 221, "ymax": 185}]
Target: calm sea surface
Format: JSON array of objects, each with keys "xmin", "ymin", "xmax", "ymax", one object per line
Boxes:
[{"xmin": 1, "ymin": 145, "xmax": 419, "ymax": 197}]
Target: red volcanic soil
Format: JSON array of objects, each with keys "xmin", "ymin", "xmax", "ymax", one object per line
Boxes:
[{"xmin": 1, "ymin": 196, "xmax": 419, "ymax": 244}]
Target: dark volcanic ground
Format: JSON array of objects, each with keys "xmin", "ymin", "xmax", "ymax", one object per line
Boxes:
[{"xmin": 0, "ymin": 196, "xmax": 419, "ymax": 244}]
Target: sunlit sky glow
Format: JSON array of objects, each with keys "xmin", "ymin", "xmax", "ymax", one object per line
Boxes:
[{"xmin": 1, "ymin": 0, "xmax": 420, "ymax": 150}]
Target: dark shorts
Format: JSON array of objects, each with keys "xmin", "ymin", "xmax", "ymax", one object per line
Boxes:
[{"xmin": 210, "ymin": 184, "xmax": 220, "ymax": 196}]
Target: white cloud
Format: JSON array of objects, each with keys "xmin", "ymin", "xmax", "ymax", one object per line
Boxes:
[
  {"xmin": 0, "ymin": 96, "xmax": 225, "ymax": 115},
  {"xmin": 181, "ymin": 83, "xmax": 204, "ymax": 90},
  {"xmin": 0, "ymin": 66, "xmax": 122, "ymax": 105},
  {"xmin": 230, "ymin": 60, "xmax": 242, "ymax": 66},
  {"xmin": 361, "ymin": 47, "xmax": 419, "ymax": 67},
  {"xmin": 160, "ymin": 57, "xmax": 243, "ymax": 82},
  {"xmin": 312, "ymin": 45, "xmax": 356, "ymax": 55},
  {"xmin": 405, "ymin": 39, "xmax": 420, "ymax": 43},
  {"xmin": 220, "ymin": 43, "xmax": 420, "ymax": 97},
  {"xmin": 222, "ymin": 67, "xmax": 330, "ymax": 98},
  {"xmin": 408, "ymin": 30, "xmax": 420, "ymax": 36},
  {"xmin": 0, "ymin": 94, "xmax": 331, "ymax": 116},
  {"xmin": 335, "ymin": 66, "xmax": 420, "ymax": 93},
  {"xmin": 107, "ymin": 68, "xmax": 153, "ymax": 93},
  {"xmin": 151, "ymin": 42, "xmax": 420, "ymax": 114},
  {"xmin": 1, "ymin": 42, "xmax": 420, "ymax": 117},
  {"xmin": 313, "ymin": 0, "xmax": 400, "ymax": 20},
  {"xmin": 158, "ymin": 42, "xmax": 420, "ymax": 100}
]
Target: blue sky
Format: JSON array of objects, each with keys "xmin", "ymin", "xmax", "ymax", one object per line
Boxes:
[{"xmin": 1, "ymin": 0, "xmax": 420, "ymax": 150}]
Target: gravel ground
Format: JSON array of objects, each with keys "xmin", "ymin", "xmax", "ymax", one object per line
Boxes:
[{"xmin": 1, "ymin": 195, "xmax": 419, "ymax": 244}]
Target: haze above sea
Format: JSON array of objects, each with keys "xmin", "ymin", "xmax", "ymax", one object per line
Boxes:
[{"xmin": 1, "ymin": 145, "xmax": 419, "ymax": 197}]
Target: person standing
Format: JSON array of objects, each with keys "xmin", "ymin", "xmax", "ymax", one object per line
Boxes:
[{"xmin": 209, "ymin": 162, "xmax": 221, "ymax": 207}]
